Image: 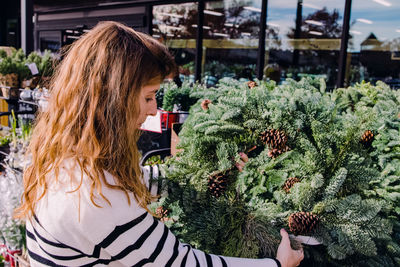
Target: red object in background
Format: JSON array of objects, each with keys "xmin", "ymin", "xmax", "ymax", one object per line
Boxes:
[
  {"xmin": 161, "ymin": 111, "xmax": 179, "ymax": 129},
  {"xmin": 8, "ymin": 249, "xmax": 22, "ymax": 267},
  {"xmin": 0, "ymin": 245, "xmax": 21, "ymax": 267}
]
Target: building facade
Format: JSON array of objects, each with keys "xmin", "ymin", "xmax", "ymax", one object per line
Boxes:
[{"xmin": 2, "ymin": 0, "xmax": 400, "ymax": 89}]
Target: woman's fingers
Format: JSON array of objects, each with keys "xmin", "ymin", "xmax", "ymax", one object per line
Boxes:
[
  {"xmin": 235, "ymin": 152, "xmax": 249, "ymax": 172},
  {"xmin": 239, "ymin": 152, "xmax": 249, "ymax": 162},
  {"xmin": 279, "ymin": 228, "xmax": 290, "ymax": 245},
  {"xmin": 276, "ymin": 228, "xmax": 304, "ymax": 267},
  {"xmin": 235, "ymin": 160, "xmax": 245, "ymax": 172}
]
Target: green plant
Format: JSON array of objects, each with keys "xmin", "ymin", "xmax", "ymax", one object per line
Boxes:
[
  {"xmin": 26, "ymin": 51, "xmax": 42, "ymax": 69},
  {"xmin": 0, "ymin": 49, "xmax": 7, "ymax": 59},
  {"xmin": 21, "ymin": 119, "xmax": 32, "ymax": 143},
  {"xmin": 159, "ymin": 78, "xmax": 400, "ymax": 266},
  {"xmin": 10, "ymin": 109, "xmax": 17, "ymax": 147},
  {"xmin": 144, "ymin": 155, "xmax": 166, "ymax": 166},
  {"xmin": 181, "ymin": 61, "xmax": 195, "ymax": 75},
  {"xmin": 0, "ymin": 135, "xmax": 11, "ymax": 146},
  {"xmin": 39, "ymin": 50, "xmax": 55, "ymax": 77},
  {"xmin": 12, "ymin": 49, "xmax": 30, "ymax": 81},
  {"xmin": 0, "ymin": 56, "xmax": 17, "ymax": 75},
  {"xmin": 25, "ymin": 50, "xmax": 56, "ymax": 78},
  {"xmin": 161, "ymin": 80, "xmax": 202, "ymax": 111}
]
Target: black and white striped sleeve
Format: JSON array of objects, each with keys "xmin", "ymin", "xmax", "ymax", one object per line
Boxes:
[
  {"xmin": 142, "ymin": 165, "xmax": 164, "ymax": 196},
  {"xmin": 27, "ymin": 170, "xmax": 280, "ymax": 267},
  {"xmin": 89, "ymin": 210, "xmax": 280, "ymax": 267}
]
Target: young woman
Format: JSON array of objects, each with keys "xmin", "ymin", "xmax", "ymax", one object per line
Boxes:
[{"xmin": 16, "ymin": 21, "xmax": 303, "ymax": 267}]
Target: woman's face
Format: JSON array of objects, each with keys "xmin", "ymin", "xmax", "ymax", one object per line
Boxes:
[{"xmin": 137, "ymin": 83, "xmax": 159, "ymax": 128}]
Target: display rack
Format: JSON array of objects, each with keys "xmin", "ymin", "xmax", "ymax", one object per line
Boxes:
[
  {"xmin": 0, "ymin": 244, "xmax": 30, "ymax": 267},
  {"xmin": 18, "ymin": 100, "xmax": 37, "ymax": 106}
]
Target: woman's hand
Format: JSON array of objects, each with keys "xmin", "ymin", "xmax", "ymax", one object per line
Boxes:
[
  {"xmin": 276, "ymin": 229, "xmax": 304, "ymax": 267},
  {"xmin": 235, "ymin": 152, "xmax": 249, "ymax": 172}
]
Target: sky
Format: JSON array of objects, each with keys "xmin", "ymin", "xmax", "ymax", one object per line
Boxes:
[
  {"xmin": 233, "ymin": 0, "xmax": 400, "ymax": 51},
  {"xmin": 155, "ymin": 0, "xmax": 400, "ymax": 51}
]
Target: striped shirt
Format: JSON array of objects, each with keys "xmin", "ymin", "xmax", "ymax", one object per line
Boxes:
[{"xmin": 26, "ymin": 162, "xmax": 280, "ymax": 267}]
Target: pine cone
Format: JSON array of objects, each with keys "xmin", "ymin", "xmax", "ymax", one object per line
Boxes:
[
  {"xmin": 360, "ymin": 130, "xmax": 374, "ymax": 148},
  {"xmin": 282, "ymin": 177, "xmax": 301, "ymax": 193},
  {"xmin": 247, "ymin": 81, "xmax": 257, "ymax": 89},
  {"xmin": 201, "ymin": 99, "xmax": 212, "ymax": 111},
  {"xmin": 156, "ymin": 206, "xmax": 169, "ymax": 222},
  {"xmin": 208, "ymin": 172, "xmax": 228, "ymax": 198},
  {"xmin": 288, "ymin": 212, "xmax": 319, "ymax": 235},
  {"xmin": 267, "ymin": 146, "xmax": 290, "ymax": 158},
  {"xmin": 267, "ymin": 148, "xmax": 280, "ymax": 158},
  {"xmin": 260, "ymin": 129, "xmax": 288, "ymax": 150}
]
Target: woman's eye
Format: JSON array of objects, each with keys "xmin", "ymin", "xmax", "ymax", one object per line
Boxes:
[{"xmin": 145, "ymin": 97, "xmax": 153, "ymax": 102}]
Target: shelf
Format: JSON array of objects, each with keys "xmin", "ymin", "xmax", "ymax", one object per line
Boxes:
[
  {"xmin": 19, "ymin": 99, "xmax": 38, "ymax": 106},
  {"xmin": 0, "ymin": 97, "xmax": 39, "ymax": 106}
]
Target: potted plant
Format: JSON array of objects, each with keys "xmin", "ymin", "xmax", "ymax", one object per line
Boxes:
[
  {"xmin": 0, "ymin": 50, "xmax": 18, "ymax": 94},
  {"xmin": 160, "ymin": 80, "xmax": 200, "ymax": 128},
  {"xmin": 13, "ymin": 49, "xmax": 30, "ymax": 88},
  {"xmin": 20, "ymin": 51, "xmax": 36, "ymax": 100},
  {"xmin": 21, "ymin": 51, "xmax": 42, "ymax": 89},
  {"xmin": 37, "ymin": 50, "xmax": 55, "ymax": 88}
]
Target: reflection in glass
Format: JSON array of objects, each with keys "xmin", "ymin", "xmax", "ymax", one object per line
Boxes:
[
  {"xmin": 39, "ymin": 31, "xmax": 61, "ymax": 52},
  {"xmin": 152, "ymin": 3, "xmax": 198, "ymax": 83},
  {"xmin": 347, "ymin": 0, "xmax": 400, "ymax": 88},
  {"xmin": 266, "ymin": 0, "xmax": 345, "ymax": 88},
  {"xmin": 202, "ymin": 0, "xmax": 262, "ymax": 86}
]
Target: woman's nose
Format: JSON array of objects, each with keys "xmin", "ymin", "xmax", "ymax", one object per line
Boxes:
[{"xmin": 148, "ymin": 101, "xmax": 157, "ymax": 116}]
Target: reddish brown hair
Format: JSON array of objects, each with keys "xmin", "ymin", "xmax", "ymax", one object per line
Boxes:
[{"xmin": 16, "ymin": 21, "xmax": 177, "ymax": 218}]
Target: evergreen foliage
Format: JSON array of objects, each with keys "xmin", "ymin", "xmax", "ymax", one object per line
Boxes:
[
  {"xmin": 156, "ymin": 78, "xmax": 400, "ymax": 266},
  {"xmin": 13, "ymin": 49, "xmax": 31, "ymax": 81},
  {"xmin": 26, "ymin": 50, "xmax": 55, "ymax": 78},
  {"xmin": 161, "ymin": 80, "xmax": 203, "ymax": 111},
  {"xmin": 0, "ymin": 51, "xmax": 18, "ymax": 75},
  {"xmin": 0, "ymin": 49, "xmax": 56, "ymax": 81}
]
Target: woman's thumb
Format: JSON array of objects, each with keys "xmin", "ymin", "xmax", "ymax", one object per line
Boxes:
[{"xmin": 280, "ymin": 228, "xmax": 290, "ymax": 244}]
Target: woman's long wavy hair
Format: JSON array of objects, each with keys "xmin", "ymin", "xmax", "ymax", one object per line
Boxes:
[{"xmin": 15, "ymin": 21, "xmax": 176, "ymax": 219}]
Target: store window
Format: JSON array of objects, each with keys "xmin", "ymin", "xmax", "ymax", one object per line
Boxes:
[
  {"xmin": 62, "ymin": 28, "xmax": 88, "ymax": 47},
  {"xmin": 152, "ymin": 3, "xmax": 198, "ymax": 83},
  {"xmin": 347, "ymin": 0, "xmax": 400, "ymax": 89},
  {"xmin": 266, "ymin": 0, "xmax": 345, "ymax": 88},
  {"xmin": 202, "ymin": 0, "xmax": 261, "ymax": 85},
  {"xmin": 39, "ymin": 31, "xmax": 61, "ymax": 52}
]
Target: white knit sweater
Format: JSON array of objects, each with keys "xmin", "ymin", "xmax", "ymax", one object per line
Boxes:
[{"xmin": 26, "ymin": 162, "xmax": 280, "ymax": 267}]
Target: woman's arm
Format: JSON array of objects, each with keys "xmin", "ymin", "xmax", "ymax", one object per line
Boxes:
[{"xmin": 28, "ymin": 169, "xmax": 299, "ymax": 267}]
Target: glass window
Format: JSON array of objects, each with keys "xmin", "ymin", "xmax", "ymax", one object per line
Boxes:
[
  {"xmin": 347, "ymin": 0, "xmax": 400, "ymax": 89},
  {"xmin": 62, "ymin": 29, "xmax": 85, "ymax": 47},
  {"xmin": 153, "ymin": 3, "xmax": 198, "ymax": 83},
  {"xmin": 39, "ymin": 31, "xmax": 61, "ymax": 52},
  {"xmin": 266, "ymin": 0, "xmax": 345, "ymax": 88},
  {"xmin": 202, "ymin": 0, "xmax": 261, "ymax": 85}
]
